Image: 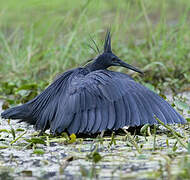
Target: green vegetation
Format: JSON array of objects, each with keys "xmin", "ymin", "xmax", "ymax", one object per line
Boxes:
[
  {"xmin": 0, "ymin": 121, "xmax": 189, "ymax": 179},
  {"xmin": 0, "ymin": 0, "xmax": 190, "ymax": 179}
]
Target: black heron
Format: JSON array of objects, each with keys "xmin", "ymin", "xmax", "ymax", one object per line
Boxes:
[{"xmin": 1, "ymin": 31, "xmax": 186, "ymax": 135}]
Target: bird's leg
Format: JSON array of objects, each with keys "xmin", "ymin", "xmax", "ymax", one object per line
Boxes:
[
  {"xmin": 38, "ymin": 130, "xmax": 44, "ymax": 136},
  {"xmin": 100, "ymin": 130, "xmax": 105, "ymax": 138}
]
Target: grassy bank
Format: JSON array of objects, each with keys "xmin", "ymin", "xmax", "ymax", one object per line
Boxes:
[{"xmin": 0, "ymin": 0, "xmax": 190, "ymax": 97}]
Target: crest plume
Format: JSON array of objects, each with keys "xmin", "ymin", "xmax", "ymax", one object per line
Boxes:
[{"xmin": 104, "ymin": 30, "xmax": 112, "ymax": 53}]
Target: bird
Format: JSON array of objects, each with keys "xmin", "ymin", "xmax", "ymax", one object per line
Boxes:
[{"xmin": 1, "ymin": 31, "xmax": 186, "ymax": 135}]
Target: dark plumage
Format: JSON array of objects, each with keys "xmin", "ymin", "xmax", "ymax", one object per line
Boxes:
[{"xmin": 1, "ymin": 31, "xmax": 186, "ymax": 135}]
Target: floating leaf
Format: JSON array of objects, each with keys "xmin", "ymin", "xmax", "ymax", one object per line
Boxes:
[
  {"xmin": 26, "ymin": 137, "xmax": 46, "ymax": 145},
  {"xmin": 21, "ymin": 170, "xmax": 33, "ymax": 177},
  {"xmin": 92, "ymin": 152, "xmax": 102, "ymax": 163},
  {"xmin": 69, "ymin": 133, "xmax": 76, "ymax": 144},
  {"xmin": 16, "ymin": 128, "xmax": 25, "ymax": 132},
  {"xmin": 0, "ymin": 145, "xmax": 8, "ymax": 149},
  {"xmin": 0, "ymin": 129, "xmax": 10, "ymax": 133},
  {"xmin": 33, "ymin": 149, "xmax": 45, "ymax": 155},
  {"xmin": 87, "ymin": 151, "xmax": 102, "ymax": 163}
]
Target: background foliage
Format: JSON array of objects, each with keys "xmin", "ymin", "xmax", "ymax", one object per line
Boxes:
[{"xmin": 0, "ymin": 0, "xmax": 190, "ymax": 97}]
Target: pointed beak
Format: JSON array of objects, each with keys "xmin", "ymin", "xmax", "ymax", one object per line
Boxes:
[{"xmin": 113, "ymin": 58, "xmax": 143, "ymax": 74}]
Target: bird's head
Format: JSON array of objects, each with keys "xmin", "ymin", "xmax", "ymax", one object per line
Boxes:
[{"xmin": 88, "ymin": 31, "xmax": 143, "ymax": 74}]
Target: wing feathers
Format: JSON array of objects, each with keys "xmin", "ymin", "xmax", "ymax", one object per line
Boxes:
[
  {"xmin": 98, "ymin": 101, "xmax": 109, "ymax": 132},
  {"xmin": 146, "ymin": 90, "xmax": 173, "ymax": 123},
  {"xmin": 107, "ymin": 102, "xmax": 116, "ymax": 129},
  {"xmin": 3, "ymin": 68, "xmax": 185, "ymax": 135},
  {"xmin": 85, "ymin": 109, "xmax": 95, "ymax": 133},
  {"xmin": 63, "ymin": 70, "xmax": 186, "ymax": 134},
  {"xmin": 132, "ymin": 92, "xmax": 149, "ymax": 125},
  {"xmin": 67, "ymin": 113, "xmax": 79, "ymax": 134},
  {"xmin": 91, "ymin": 108, "xmax": 102, "ymax": 133},
  {"xmin": 79, "ymin": 110, "xmax": 88, "ymax": 133}
]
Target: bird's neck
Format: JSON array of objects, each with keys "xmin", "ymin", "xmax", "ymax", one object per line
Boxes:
[{"xmin": 85, "ymin": 61, "xmax": 106, "ymax": 72}]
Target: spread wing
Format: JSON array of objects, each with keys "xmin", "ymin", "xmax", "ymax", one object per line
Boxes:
[{"xmin": 52, "ymin": 70, "xmax": 186, "ymax": 134}]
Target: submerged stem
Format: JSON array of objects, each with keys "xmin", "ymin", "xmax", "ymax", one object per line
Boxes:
[
  {"xmin": 10, "ymin": 131, "xmax": 27, "ymax": 145},
  {"xmin": 123, "ymin": 129, "xmax": 142, "ymax": 154},
  {"xmin": 155, "ymin": 118, "xmax": 187, "ymax": 149}
]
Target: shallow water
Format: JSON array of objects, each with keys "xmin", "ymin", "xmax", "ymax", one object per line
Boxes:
[{"xmin": 0, "ymin": 92, "xmax": 190, "ymax": 179}]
